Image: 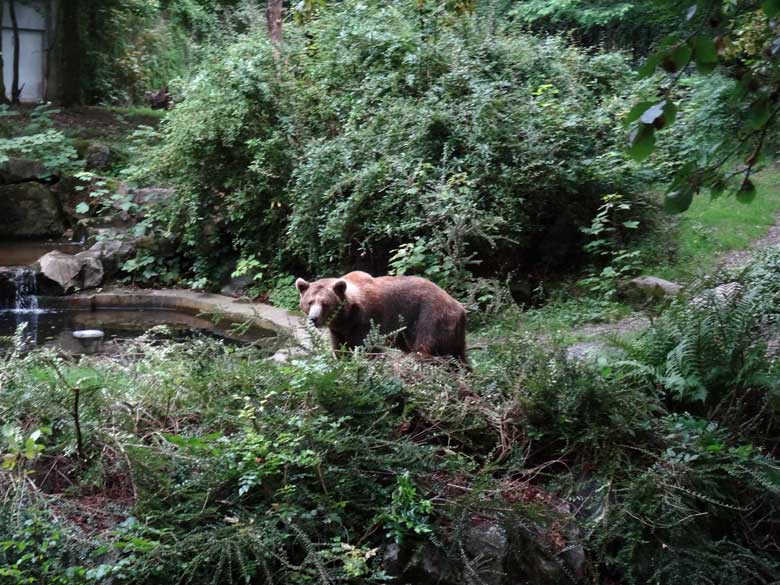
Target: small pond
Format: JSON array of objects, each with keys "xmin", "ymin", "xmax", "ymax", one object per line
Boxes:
[{"xmin": 0, "ymin": 307, "xmax": 276, "ymax": 353}]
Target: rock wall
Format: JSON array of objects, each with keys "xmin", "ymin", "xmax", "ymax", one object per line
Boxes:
[{"xmin": 0, "ymin": 182, "xmax": 66, "ymax": 239}]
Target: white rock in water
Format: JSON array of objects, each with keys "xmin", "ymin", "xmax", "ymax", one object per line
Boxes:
[
  {"xmin": 72, "ymin": 329, "xmax": 105, "ymax": 354},
  {"xmin": 72, "ymin": 329, "xmax": 105, "ymax": 339}
]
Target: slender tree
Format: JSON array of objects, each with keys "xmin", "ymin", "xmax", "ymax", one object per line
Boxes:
[
  {"xmin": 8, "ymin": 0, "xmax": 20, "ymax": 104},
  {"xmin": 60, "ymin": 0, "xmax": 80, "ymax": 105},
  {"xmin": 266, "ymin": 0, "xmax": 282, "ymax": 45},
  {"xmin": 0, "ymin": 0, "xmax": 8, "ymax": 105}
]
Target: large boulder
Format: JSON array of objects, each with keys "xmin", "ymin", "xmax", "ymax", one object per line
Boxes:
[
  {"xmin": 220, "ymin": 275, "xmax": 254, "ymax": 297},
  {"xmin": 0, "ymin": 182, "xmax": 66, "ymax": 239},
  {"xmin": 75, "ymin": 250, "xmax": 104, "ymax": 289},
  {"xmin": 622, "ymin": 276, "xmax": 682, "ymax": 304},
  {"xmin": 0, "ymin": 158, "xmax": 52, "ymax": 184},
  {"xmin": 0, "ymin": 267, "xmax": 18, "ymax": 308},
  {"xmin": 34, "ymin": 250, "xmax": 103, "ymax": 295},
  {"xmin": 381, "ymin": 513, "xmax": 583, "ymax": 585},
  {"xmin": 87, "ymin": 239, "xmax": 135, "ymax": 277},
  {"xmin": 85, "ymin": 143, "xmax": 112, "ymax": 171},
  {"xmin": 461, "ymin": 522, "xmax": 509, "ymax": 585}
]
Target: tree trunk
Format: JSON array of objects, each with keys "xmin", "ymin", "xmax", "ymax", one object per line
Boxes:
[
  {"xmin": 9, "ymin": 0, "xmax": 20, "ymax": 104},
  {"xmin": 60, "ymin": 0, "xmax": 80, "ymax": 106},
  {"xmin": 266, "ymin": 0, "xmax": 283, "ymax": 45},
  {"xmin": 0, "ymin": 0, "xmax": 8, "ymax": 105}
]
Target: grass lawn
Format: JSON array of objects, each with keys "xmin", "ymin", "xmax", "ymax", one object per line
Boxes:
[{"xmin": 650, "ymin": 166, "xmax": 780, "ymax": 282}]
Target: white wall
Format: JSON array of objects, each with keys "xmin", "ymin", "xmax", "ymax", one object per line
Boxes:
[
  {"xmin": 2, "ymin": 1, "xmax": 47, "ymax": 31},
  {"xmin": 1, "ymin": 0, "xmax": 48, "ymax": 102},
  {"xmin": 2, "ymin": 29, "xmax": 45, "ymax": 102}
]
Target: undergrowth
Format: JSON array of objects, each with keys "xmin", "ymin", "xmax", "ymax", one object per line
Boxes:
[{"xmin": 2, "ymin": 251, "xmax": 780, "ymax": 584}]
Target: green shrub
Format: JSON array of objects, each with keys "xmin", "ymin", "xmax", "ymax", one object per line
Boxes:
[
  {"xmin": 2, "ymin": 311, "xmax": 779, "ymax": 583},
  {"xmin": 0, "ymin": 105, "xmax": 81, "ymax": 175},
  {"xmin": 152, "ymin": 1, "xmax": 640, "ymax": 290}
]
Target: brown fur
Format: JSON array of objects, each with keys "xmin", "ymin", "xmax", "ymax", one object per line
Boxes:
[{"xmin": 296, "ymin": 271, "xmax": 468, "ymax": 366}]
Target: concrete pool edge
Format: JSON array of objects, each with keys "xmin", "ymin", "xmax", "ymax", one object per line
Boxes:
[{"xmin": 38, "ymin": 287, "xmax": 308, "ymax": 346}]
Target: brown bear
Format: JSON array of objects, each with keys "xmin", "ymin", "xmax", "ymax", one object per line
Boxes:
[{"xmin": 295, "ymin": 271, "xmax": 468, "ymax": 365}]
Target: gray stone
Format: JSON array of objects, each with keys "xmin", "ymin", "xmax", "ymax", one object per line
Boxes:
[
  {"xmin": 72, "ymin": 329, "xmax": 105, "ymax": 355},
  {"xmin": 0, "ymin": 182, "xmax": 65, "ymax": 239},
  {"xmin": 35, "ymin": 251, "xmax": 83, "ymax": 294},
  {"xmin": 34, "ymin": 250, "xmax": 104, "ymax": 295},
  {"xmin": 381, "ymin": 543, "xmax": 404, "ymax": 577},
  {"xmin": 560, "ymin": 543, "xmax": 586, "ymax": 580},
  {"xmin": 132, "ymin": 187, "xmax": 175, "ymax": 207},
  {"xmin": 624, "ymin": 276, "xmax": 682, "ymax": 302},
  {"xmin": 0, "ymin": 158, "xmax": 52, "ymax": 184},
  {"xmin": 0, "ymin": 268, "xmax": 18, "ymax": 308},
  {"xmin": 412, "ymin": 542, "xmax": 456, "ymax": 583},
  {"xmin": 462, "ymin": 522, "xmax": 508, "ymax": 585},
  {"xmin": 88, "ymin": 239, "xmax": 135, "ymax": 276},
  {"xmin": 85, "ymin": 143, "xmax": 112, "ymax": 171},
  {"xmin": 75, "ymin": 250, "xmax": 104, "ymax": 289},
  {"xmin": 220, "ymin": 275, "xmax": 254, "ymax": 297}
]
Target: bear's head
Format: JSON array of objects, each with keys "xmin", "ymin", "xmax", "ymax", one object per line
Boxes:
[{"xmin": 295, "ymin": 277, "xmax": 347, "ymax": 328}]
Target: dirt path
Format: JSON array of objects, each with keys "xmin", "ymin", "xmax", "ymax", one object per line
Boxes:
[
  {"xmin": 566, "ymin": 213, "xmax": 780, "ymax": 360},
  {"xmin": 718, "ymin": 213, "xmax": 780, "ymax": 270},
  {"xmin": 565, "ymin": 315, "xmax": 649, "ymax": 360}
]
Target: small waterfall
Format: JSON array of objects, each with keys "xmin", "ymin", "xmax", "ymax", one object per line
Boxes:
[{"xmin": 0, "ymin": 267, "xmax": 40, "ymax": 345}]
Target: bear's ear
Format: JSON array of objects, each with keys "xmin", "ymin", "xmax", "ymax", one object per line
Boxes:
[
  {"xmin": 333, "ymin": 279, "xmax": 347, "ymax": 299},
  {"xmin": 295, "ymin": 278, "xmax": 310, "ymax": 294}
]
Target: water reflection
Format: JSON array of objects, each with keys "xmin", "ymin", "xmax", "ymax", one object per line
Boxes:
[{"xmin": 0, "ymin": 308, "xmax": 275, "ymax": 353}]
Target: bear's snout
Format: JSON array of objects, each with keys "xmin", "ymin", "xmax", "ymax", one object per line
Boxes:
[{"xmin": 307, "ymin": 303, "xmax": 323, "ymax": 327}]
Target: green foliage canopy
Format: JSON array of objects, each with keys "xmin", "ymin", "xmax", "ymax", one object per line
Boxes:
[
  {"xmin": 152, "ymin": 1, "xmax": 639, "ymax": 288},
  {"xmin": 626, "ymin": 0, "xmax": 780, "ymax": 213}
]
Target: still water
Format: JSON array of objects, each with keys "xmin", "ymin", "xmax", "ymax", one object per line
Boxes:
[{"xmin": 0, "ymin": 307, "xmax": 275, "ymax": 353}]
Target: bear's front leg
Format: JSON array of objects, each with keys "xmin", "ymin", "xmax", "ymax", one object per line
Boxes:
[{"xmin": 330, "ymin": 331, "xmax": 357, "ymax": 358}]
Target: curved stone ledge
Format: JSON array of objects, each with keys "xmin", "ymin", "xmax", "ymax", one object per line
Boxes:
[{"xmin": 40, "ymin": 287, "xmax": 306, "ymax": 345}]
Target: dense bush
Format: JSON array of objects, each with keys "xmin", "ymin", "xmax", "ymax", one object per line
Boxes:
[
  {"xmin": 505, "ymin": 0, "xmax": 681, "ymax": 54},
  {"xmin": 151, "ymin": 1, "xmax": 640, "ymax": 289},
  {"xmin": 76, "ymin": 0, "xmax": 207, "ymax": 104}
]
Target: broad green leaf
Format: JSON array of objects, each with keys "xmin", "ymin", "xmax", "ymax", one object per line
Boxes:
[
  {"xmin": 661, "ymin": 44, "xmax": 693, "ymax": 73},
  {"xmin": 24, "ymin": 437, "xmax": 38, "ymax": 459},
  {"xmin": 637, "ymin": 54, "xmax": 660, "ymax": 78},
  {"xmin": 692, "ymin": 36, "xmax": 718, "ymax": 74},
  {"xmin": 750, "ymin": 95, "xmax": 771, "ymax": 129},
  {"xmin": 737, "ymin": 178, "xmax": 756, "ymax": 203},
  {"xmin": 644, "ymin": 100, "xmax": 678, "ymax": 130},
  {"xmin": 2, "ymin": 453, "xmax": 16, "ymax": 470},
  {"xmin": 75, "ymin": 202, "xmax": 90, "ymax": 214},
  {"xmin": 686, "ymin": 4, "xmax": 697, "ymax": 20},
  {"xmin": 661, "ymin": 100, "xmax": 678, "ymax": 127},
  {"xmin": 708, "ymin": 178, "xmax": 726, "ymax": 199},
  {"xmin": 627, "ymin": 124, "xmax": 656, "ymax": 161},
  {"xmin": 736, "ymin": 74, "xmax": 755, "ymax": 98},
  {"xmin": 762, "ymin": 0, "xmax": 780, "ymax": 18},
  {"xmin": 624, "ymin": 101, "xmax": 657, "ymax": 126},
  {"xmin": 670, "ymin": 44, "xmax": 692, "ymax": 71},
  {"xmin": 664, "ymin": 189, "xmax": 694, "ymax": 214},
  {"xmin": 640, "ymin": 102, "xmax": 666, "ymax": 125}
]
